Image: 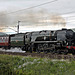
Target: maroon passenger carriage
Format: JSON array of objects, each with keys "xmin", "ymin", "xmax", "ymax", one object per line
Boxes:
[{"xmin": 0, "ymin": 35, "xmax": 10, "ymax": 49}]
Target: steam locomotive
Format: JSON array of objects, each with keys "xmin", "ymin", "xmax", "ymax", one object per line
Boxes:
[{"xmin": 0, "ymin": 28, "xmax": 75, "ymax": 54}]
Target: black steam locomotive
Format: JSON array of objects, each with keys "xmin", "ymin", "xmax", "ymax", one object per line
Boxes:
[{"xmin": 0, "ymin": 28, "xmax": 75, "ymax": 54}]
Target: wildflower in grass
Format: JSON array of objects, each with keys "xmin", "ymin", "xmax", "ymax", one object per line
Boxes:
[
  {"xmin": 33, "ymin": 59, "xmax": 37, "ymax": 62},
  {"xmin": 18, "ymin": 65, "xmax": 22, "ymax": 69},
  {"xmin": 22, "ymin": 57, "xmax": 25, "ymax": 60},
  {"xmin": 38, "ymin": 61, "xmax": 41, "ymax": 64},
  {"xmin": 14, "ymin": 68, "xmax": 16, "ymax": 70}
]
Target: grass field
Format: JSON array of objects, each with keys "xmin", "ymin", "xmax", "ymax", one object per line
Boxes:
[{"xmin": 0, "ymin": 54, "xmax": 75, "ymax": 75}]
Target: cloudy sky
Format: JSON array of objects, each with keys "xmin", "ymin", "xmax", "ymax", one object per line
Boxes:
[{"xmin": 0, "ymin": 0, "xmax": 75, "ymax": 34}]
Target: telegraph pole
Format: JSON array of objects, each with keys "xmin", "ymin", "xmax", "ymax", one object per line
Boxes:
[{"xmin": 17, "ymin": 21, "xmax": 20, "ymax": 33}]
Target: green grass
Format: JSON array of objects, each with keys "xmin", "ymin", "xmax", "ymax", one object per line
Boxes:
[{"xmin": 0, "ymin": 54, "xmax": 75, "ymax": 75}]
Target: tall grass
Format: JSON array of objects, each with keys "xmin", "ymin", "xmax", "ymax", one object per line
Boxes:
[{"xmin": 0, "ymin": 54, "xmax": 75, "ymax": 75}]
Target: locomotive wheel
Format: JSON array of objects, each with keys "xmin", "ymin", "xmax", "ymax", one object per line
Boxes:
[
  {"xmin": 56, "ymin": 49, "xmax": 68, "ymax": 55},
  {"xmin": 43, "ymin": 44, "xmax": 47, "ymax": 49},
  {"xmin": 21, "ymin": 46, "xmax": 25, "ymax": 51},
  {"xmin": 36, "ymin": 49, "xmax": 40, "ymax": 53},
  {"xmin": 72, "ymin": 49, "xmax": 75, "ymax": 55},
  {"xmin": 52, "ymin": 49, "xmax": 56, "ymax": 54},
  {"xmin": 43, "ymin": 50, "xmax": 48, "ymax": 54}
]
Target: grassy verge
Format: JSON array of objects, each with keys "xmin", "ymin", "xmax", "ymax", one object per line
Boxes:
[{"xmin": 0, "ymin": 54, "xmax": 75, "ymax": 75}]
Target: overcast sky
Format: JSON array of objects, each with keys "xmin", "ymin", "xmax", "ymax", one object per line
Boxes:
[
  {"xmin": 0, "ymin": 0, "xmax": 75, "ymax": 13},
  {"xmin": 0, "ymin": 0, "xmax": 75, "ymax": 34}
]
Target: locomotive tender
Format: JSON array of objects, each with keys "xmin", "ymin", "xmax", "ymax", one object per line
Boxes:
[{"xmin": 0, "ymin": 28, "xmax": 75, "ymax": 54}]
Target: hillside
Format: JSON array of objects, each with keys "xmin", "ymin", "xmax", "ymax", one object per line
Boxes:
[{"xmin": 0, "ymin": 32, "xmax": 7, "ymax": 35}]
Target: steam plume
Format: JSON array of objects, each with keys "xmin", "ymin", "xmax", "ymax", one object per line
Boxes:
[
  {"xmin": 0, "ymin": 10, "xmax": 66, "ymax": 33},
  {"xmin": 50, "ymin": 13, "xmax": 66, "ymax": 27}
]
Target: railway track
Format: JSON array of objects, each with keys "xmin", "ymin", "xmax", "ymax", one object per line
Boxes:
[{"xmin": 0, "ymin": 50, "xmax": 75, "ymax": 60}]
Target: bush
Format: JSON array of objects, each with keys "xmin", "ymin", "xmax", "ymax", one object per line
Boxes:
[{"xmin": 0, "ymin": 54, "xmax": 75, "ymax": 75}]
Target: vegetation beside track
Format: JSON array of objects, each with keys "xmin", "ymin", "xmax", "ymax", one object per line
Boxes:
[{"xmin": 0, "ymin": 54, "xmax": 75, "ymax": 75}]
